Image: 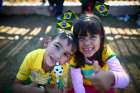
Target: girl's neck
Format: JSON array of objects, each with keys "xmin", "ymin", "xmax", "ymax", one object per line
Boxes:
[{"xmin": 85, "ymin": 57, "xmax": 94, "ymax": 65}]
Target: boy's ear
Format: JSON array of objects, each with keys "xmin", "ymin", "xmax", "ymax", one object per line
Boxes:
[{"xmin": 42, "ymin": 36, "xmax": 52, "ymax": 48}]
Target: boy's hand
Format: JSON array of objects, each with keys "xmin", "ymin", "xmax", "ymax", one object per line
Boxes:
[{"xmin": 44, "ymin": 85, "xmax": 64, "ymax": 93}]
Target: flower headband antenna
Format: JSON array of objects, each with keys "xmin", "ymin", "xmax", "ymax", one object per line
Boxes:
[
  {"xmin": 56, "ymin": 10, "xmax": 79, "ymax": 34},
  {"xmin": 94, "ymin": 0, "xmax": 110, "ymax": 16},
  {"xmin": 53, "ymin": 10, "xmax": 78, "ymax": 89}
]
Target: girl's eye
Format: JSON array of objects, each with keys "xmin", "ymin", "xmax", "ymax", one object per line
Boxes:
[
  {"xmin": 91, "ymin": 37, "xmax": 96, "ymax": 40},
  {"xmin": 90, "ymin": 36, "xmax": 97, "ymax": 40},
  {"xmin": 78, "ymin": 37, "xmax": 85, "ymax": 41}
]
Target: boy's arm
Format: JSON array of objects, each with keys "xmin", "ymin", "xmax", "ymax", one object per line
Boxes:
[
  {"xmin": 13, "ymin": 52, "xmax": 45, "ymax": 93},
  {"xmin": 13, "ymin": 79, "xmax": 45, "ymax": 93},
  {"xmin": 107, "ymin": 56, "xmax": 130, "ymax": 88}
]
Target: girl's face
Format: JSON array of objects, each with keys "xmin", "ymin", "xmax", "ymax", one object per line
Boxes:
[
  {"xmin": 45, "ymin": 36, "xmax": 72, "ymax": 67},
  {"xmin": 78, "ymin": 33, "xmax": 100, "ymax": 58}
]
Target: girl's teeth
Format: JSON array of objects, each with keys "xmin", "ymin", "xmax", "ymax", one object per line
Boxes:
[{"xmin": 84, "ymin": 48, "xmax": 92, "ymax": 51}]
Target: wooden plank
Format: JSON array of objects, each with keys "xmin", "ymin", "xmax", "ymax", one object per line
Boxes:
[
  {"xmin": 0, "ymin": 26, "xmax": 5, "ymax": 31},
  {"xmin": 117, "ymin": 28, "xmax": 126, "ymax": 35},
  {"xmin": 0, "ymin": 26, "xmax": 11, "ymax": 33},
  {"xmin": 29, "ymin": 27, "xmax": 41, "ymax": 36},
  {"xmin": 45, "ymin": 25, "xmax": 52, "ymax": 34},
  {"xmin": 124, "ymin": 28, "xmax": 133, "ymax": 35},
  {"xmin": 110, "ymin": 27, "xmax": 119, "ymax": 35},
  {"xmin": 130, "ymin": 28, "xmax": 140, "ymax": 35},
  {"xmin": 6, "ymin": 28, "xmax": 36, "ymax": 57},
  {"xmin": 104, "ymin": 26, "xmax": 112, "ymax": 34},
  {"xmin": 0, "ymin": 40, "xmax": 10, "ymax": 48},
  {"xmin": 105, "ymin": 27, "xmax": 114, "ymax": 41},
  {"xmin": 11, "ymin": 40, "xmax": 29, "ymax": 56},
  {"xmin": 7, "ymin": 27, "xmax": 19, "ymax": 34},
  {"xmin": 20, "ymin": 28, "xmax": 30, "ymax": 36},
  {"xmin": 0, "ymin": 28, "xmax": 33, "ymax": 59}
]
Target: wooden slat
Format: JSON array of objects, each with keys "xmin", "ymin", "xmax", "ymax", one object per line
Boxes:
[
  {"xmin": 110, "ymin": 27, "xmax": 119, "ymax": 35},
  {"xmin": 104, "ymin": 26, "xmax": 112, "ymax": 34},
  {"xmin": 29, "ymin": 27, "xmax": 41, "ymax": 36},
  {"xmin": 0, "ymin": 26, "xmax": 11, "ymax": 33},
  {"xmin": 130, "ymin": 28, "xmax": 139, "ymax": 35},
  {"xmin": 0, "ymin": 40, "xmax": 10, "ymax": 48}
]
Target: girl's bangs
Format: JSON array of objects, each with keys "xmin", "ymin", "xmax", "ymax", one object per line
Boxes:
[{"xmin": 78, "ymin": 22, "xmax": 101, "ymax": 36}]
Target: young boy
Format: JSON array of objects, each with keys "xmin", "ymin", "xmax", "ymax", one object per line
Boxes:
[{"xmin": 13, "ymin": 32, "xmax": 73, "ymax": 93}]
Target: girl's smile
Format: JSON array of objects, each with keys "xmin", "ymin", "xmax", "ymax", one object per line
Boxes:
[{"xmin": 79, "ymin": 34, "xmax": 100, "ymax": 58}]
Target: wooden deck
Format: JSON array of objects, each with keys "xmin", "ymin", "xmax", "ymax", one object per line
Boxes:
[
  {"xmin": 0, "ymin": 15, "xmax": 140, "ymax": 93},
  {"xmin": 2, "ymin": 0, "xmax": 140, "ymax": 16}
]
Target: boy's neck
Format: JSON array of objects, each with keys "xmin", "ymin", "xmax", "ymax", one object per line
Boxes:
[{"xmin": 42, "ymin": 53, "xmax": 52, "ymax": 73}]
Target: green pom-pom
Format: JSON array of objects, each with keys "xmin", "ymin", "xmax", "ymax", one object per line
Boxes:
[
  {"xmin": 56, "ymin": 20, "xmax": 72, "ymax": 31},
  {"xmin": 57, "ymin": 78, "xmax": 64, "ymax": 89}
]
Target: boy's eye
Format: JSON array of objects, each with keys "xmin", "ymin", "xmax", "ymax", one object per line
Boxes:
[{"xmin": 54, "ymin": 44, "xmax": 61, "ymax": 50}]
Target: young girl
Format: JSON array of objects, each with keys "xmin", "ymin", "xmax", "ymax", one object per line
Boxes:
[
  {"xmin": 70, "ymin": 14, "xmax": 129, "ymax": 93},
  {"xmin": 13, "ymin": 32, "xmax": 73, "ymax": 93}
]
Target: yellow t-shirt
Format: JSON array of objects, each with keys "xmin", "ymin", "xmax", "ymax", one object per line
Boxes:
[
  {"xmin": 70, "ymin": 44, "xmax": 116, "ymax": 85},
  {"xmin": 17, "ymin": 49, "xmax": 69, "ymax": 86}
]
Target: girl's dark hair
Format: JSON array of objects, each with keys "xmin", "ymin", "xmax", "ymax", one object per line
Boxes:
[{"xmin": 73, "ymin": 14, "xmax": 105, "ymax": 67}]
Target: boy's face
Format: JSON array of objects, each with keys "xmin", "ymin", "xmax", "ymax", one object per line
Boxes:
[{"xmin": 45, "ymin": 36, "xmax": 72, "ymax": 67}]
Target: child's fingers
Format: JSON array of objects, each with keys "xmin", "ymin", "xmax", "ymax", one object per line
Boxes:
[
  {"xmin": 93, "ymin": 60, "xmax": 101, "ymax": 73},
  {"xmin": 92, "ymin": 77, "xmax": 107, "ymax": 93},
  {"xmin": 29, "ymin": 82, "xmax": 37, "ymax": 87}
]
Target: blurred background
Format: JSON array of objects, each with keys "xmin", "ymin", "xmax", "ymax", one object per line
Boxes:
[{"xmin": 0, "ymin": 0, "xmax": 140, "ymax": 93}]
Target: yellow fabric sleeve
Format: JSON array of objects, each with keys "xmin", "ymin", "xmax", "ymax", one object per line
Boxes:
[{"xmin": 16, "ymin": 53, "xmax": 33, "ymax": 80}]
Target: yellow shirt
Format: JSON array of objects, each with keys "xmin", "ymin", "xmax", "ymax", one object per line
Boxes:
[{"xmin": 17, "ymin": 49, "xmax": 69, "ymax": 86}]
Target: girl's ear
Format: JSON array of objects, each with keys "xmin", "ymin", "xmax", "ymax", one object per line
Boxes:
[{"xmin": 42, "ymin": 36, "xmax": 52, "ymax": 48}]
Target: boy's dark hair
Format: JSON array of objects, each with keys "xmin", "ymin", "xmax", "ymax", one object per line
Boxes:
[
  {"xmin": 57, "ymin": 32, "xmax": 73, "ymax": 46},
  {"xmin": 45, "ymin": 32, "xmax": 74, "ymax": 50},
  {"xmin": 73, "ymin": 14, "xmax": 105, "ymax": 67}
]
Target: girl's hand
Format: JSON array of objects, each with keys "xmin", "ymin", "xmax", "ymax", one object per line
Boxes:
[
  {"xmin": 92, "ymin": 71, "xmax": 115, "ymax": 93},
  {"xmin": 93, "ymin": 60, "xmax": 101, "ymax": 73},
  {"xmin": 90, "ymin": 61, "xmax": 115, "ymax": 93}
]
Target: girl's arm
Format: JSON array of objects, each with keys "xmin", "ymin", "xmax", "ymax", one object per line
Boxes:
[
  {"xmin": 107, "ymin": 56, "xmax": 130, "ymax": 88},
  {"xmin": 70, "ymin": 67, "xmax": 85, "ymax": 93}
]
